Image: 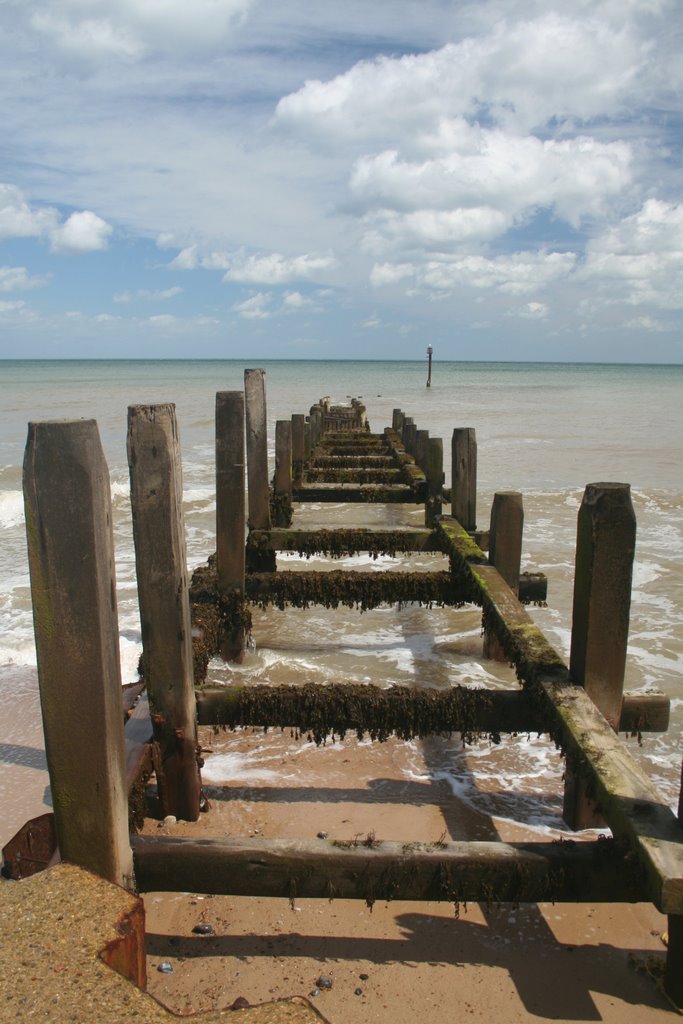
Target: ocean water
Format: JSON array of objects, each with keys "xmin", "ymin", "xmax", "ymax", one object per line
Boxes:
[{"xmin": 1, "ymin": 359, "xmax": 682, "ymax": 846}]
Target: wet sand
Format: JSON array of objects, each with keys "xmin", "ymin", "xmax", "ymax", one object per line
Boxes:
[{"xmin": 139, "ymin": 726, "xmax": 674, "ymax": 1022}]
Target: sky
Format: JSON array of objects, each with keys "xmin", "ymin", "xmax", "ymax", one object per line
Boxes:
[{"xmin": 1, "ymin": 0, "xmax": 682, "ymax": 362}]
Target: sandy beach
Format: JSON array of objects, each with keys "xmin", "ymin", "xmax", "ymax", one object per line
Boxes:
[{"xmin": 137, "ymin": 725, "xmax": 674, "ymax": 1022}]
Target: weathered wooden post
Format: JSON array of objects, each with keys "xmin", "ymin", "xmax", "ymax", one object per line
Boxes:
[
  {"xmin": 404, "ymin": 422, "xmax": 417, "ymax": 457},
  {"xmin": 415, "ymin": 429, "xmax": 430, "ymax": 473},
  {"xmin": 244, "ymin": 368, "xmax": 271, "ymax": 531},
  {"xmin": 128, "ymin": 404, "xmax": 202, "ymax": 822},
  {"xmin": 484, "ymin": 492, "xmax": 524, "ymax": 660},
  {"xmin": 393, "ymin": 409, "xmax": 404, "ymax": 435},
  {"xmin": 216, "ymin": 391, "xmax": 248, "ymax": 661},
  {"xmin": 273, "ymin": 419, "xmax": 293, "ymax": 527},
  {"xmin": 310, "ymin": 405, "xmax": 322, "ymax": 450},
  {"xmin": 402, "ymin": 416, "xmax": 414, "ymax": 449},
  {"xmin": 244, "ymin": 369, "xmax": 275, "ymax": 571},
  {"xmin": 563, "ymin": 482, "xmax": 636, "ymax": 829},
  {"xmin": 452, "ymin": 427, "xmax": 477, "ymax": 531},
  {"xmin": 425, "ymin": 437, "xmax": 443, "ymax": 527},
  {"xmin": 304, "ymin": 419, "xmax": 312, "ymax": 461},
  {"xmin": 23, "ymin": 419, "xmax": 133, "ymax": 887},
  {"xmin": 665, "ymin": 764, "xmax": 683, "ymax": 1007},
  {"xmin": 291, "ymin": 414, "xmax": 305, "ymax": 486}
]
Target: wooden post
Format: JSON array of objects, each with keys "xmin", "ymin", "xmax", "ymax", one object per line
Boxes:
[
  {"xmin": 273, "ymin": 419, "xmax": 293, "ymax": 528},
  {"xmin": 484, "ymin": 492, "xmax": 524, "ymax": 661},
  {"xmin": 425, "ymin": 437, "xmax": 443, "ymax": 527},
  {"xmin": 23, "ymin": 419, "xmax": 133, "ymax": 887},
  {"xmin": 392, "ymin": 409, "xmax": 404, "ymax": 433},
  {"xmin": 216, "ymin": 392, "xmax": 247, "ymax": 661},
  {"xmin": 127, "ymin": 405, "xmax": 202, "ymax": 822},
  {"xmin": 304, "ymin": 419, "xmax": 311, "ymax": 461},
  {"xmin": 310, "ymin": 406, "xmax": 322, "ymax": 449},
  {"xmin": 291, "ymin": 414, "xmax": 305, "ymax": 487},
  {"xmin": 415, "ymin": 429, "xmax": 429, "ymax": 472},
  {"xmin": 404, "ymin": 422, "xmax": 417, "ymax": 456},
  {"xmin": 452, "ymin": 427, "xmax": 477, "ymax": 531},
  {"xmin": 563, "ymin": 482, "xmax": 636, "ymax": 829},
  {"xmin": 665, "ymin": 760, "xmax": 683, "ymax": 1007},
  {"xmin": 216, "ymin": 392, "xmax": 246, "ymax": 593},
  {"xmin": 402, "ymin": 416, "xmax": 414, "ymax": 448},
  {"xmin": 244, "ymin": 369, "xmax": 271, "ymax": 531}
]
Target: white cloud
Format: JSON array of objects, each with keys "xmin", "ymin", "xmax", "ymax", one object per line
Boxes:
[
  {"xmin": 114, "ymin": 286, "xmax": 183, "ymax": 302},
  {"xmin": 1, "ymin": 183, "xmax": 113, "ymax": 254},
  {"xmin": 283, "ymin": 291, "xmax": 313, "ymax": 310},
  {"xmin": 276, "ymin": 13, "xmax": 650, "ymax": 140},
  {"xmin": 148, "ymin": 313, "xmax": 177, "ymax": 324},
  {"xmin": 233, "ymin": 292, "xmax": 272, "ymax": 319},
  {"xmin": 350, "ymin": 131, "xmax": 631, "ymax": 259},
  {"xmin": 0, "ymin": 300, "xmax": 27, "ymax": 314},
  {"xmin": 29, "ymin": 0, "xmax": 254, "ymax": 63},
  {"xmin": 0, "ymin": 266, "xmax": 49, "ymax": 292},
  {"xmin": 0, "ymin": 183, "xmax": 58, "ymax": 239},
  {"xmin": 223, "ymin": 252, "xmax": 337, "ymax": 284},
  {"xmin": 513, "ymin": 301, "xmax": 549, "ymax": 319},
  {"xmin": 581, "ymin": 200, "xmax": 683, "ymax": 309},
  {"xmin": 372, "ymin": 250, "xmax": 576, "ymax": 297},
  {"xmin": 624, "ymin": 315, "xmax": 674, "ymax": 332},
  {"xmin": 50, "ymin": 210, "xmax": 113, "ymax": 252}
]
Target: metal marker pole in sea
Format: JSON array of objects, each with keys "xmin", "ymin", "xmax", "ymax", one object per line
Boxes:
[{"xmin": 426, "ymin": 345, "xmax": 433, "ymax": 387}]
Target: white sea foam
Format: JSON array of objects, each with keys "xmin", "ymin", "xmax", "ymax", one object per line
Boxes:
[
  {"xmin": 201, "ymin": 751, "xmax": 282, "ymax": 784},
  {"xmin": 0, "ymin": 490, "xmax": 24, "ymax": 529}
]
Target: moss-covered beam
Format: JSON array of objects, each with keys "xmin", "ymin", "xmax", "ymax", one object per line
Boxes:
[
  {"xmin": 131, "ymin": 833, "xmax": 647, "ymax": 905},
  {"xmin": 305, "ymin": 467, "xmax": 402, "ymax": 484},
  {"xmin": 245, "ymin": 569, "xmax": 480, "ymax": 611},
  {"xmin": 250, "ymin": 527, "xmax": 441, "ymax": 557},
  {"xmin": 292, "ymin": 483, "xmax": 419, "ymax": 503},
  {"xmin": 194, "ymin": 682, "xmax": 668, "ymax": 739},
  {"xmin": 541, "ymin": 677, "xmax": 683, "ymax": 914},
  {"xmin": 435, "ymin": 517, "xmax": 683, "ymax": 913},
  {"xmin": 196, "ymin": 682, "xmax": 541, "ymax": 739},
  {"xmin": 311, "ymin": 455, "xmax": 395, "ymax": 468}
]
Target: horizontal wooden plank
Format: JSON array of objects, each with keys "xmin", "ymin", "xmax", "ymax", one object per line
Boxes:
[
  {"xmin": 245, "ymin": 570, "xmax": 479, "ymax": 611},
  {"xmin": 195, "ymin": 683, "xmax": 668, "ymax": 738},
  {"xmin": 250, "ymin": 527, "xmax": 440, "ymax": 555},
  {"xmin": 131, "ymin": 833, "xmax": 648, "ymax": 904},
  {"xmin": 292, "ymin": 483, "xmax": 420, "ymax": 503}
]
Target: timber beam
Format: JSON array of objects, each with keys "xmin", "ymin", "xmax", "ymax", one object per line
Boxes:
[
  {"xmin": 195, "ymin": 682, "xmax": 669, "ymax": 740},
  {"xmin": 131, "ymin": 833, "xmax": 648, "ymax": 905},
  {"xmin": 436, "ymin": 515, "xmax": 683, "ymax": 914},
  {"xmin": 245, "ymin": 570, "xmax": 478, "ymax": 611},
  {"xmin": 292, "ymin": 483, "xmax": 422, "ymax": 503},
  {"xmin": 249, "ymin": 527, "xmax": 442, "ymax": 556}
]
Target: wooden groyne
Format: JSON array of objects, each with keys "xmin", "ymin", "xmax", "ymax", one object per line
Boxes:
[{"xmin": 6, "ymin": 369, "xmax": 683, "ymax": 1010}]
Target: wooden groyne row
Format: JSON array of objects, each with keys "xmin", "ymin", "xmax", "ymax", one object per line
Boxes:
[{"xmin": 6, "ymin": 368, "xmax": 683, "ymax": 1008}]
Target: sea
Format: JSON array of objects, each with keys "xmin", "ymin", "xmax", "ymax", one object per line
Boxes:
[{"xmin": 1, "ymin": 359, "xmax": 682, "ymax": 849}]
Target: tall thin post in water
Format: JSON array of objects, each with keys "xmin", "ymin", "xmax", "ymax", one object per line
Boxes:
[{"xmin": 426, "ymin": 345, "xmax": 433, "ymax": 387}]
